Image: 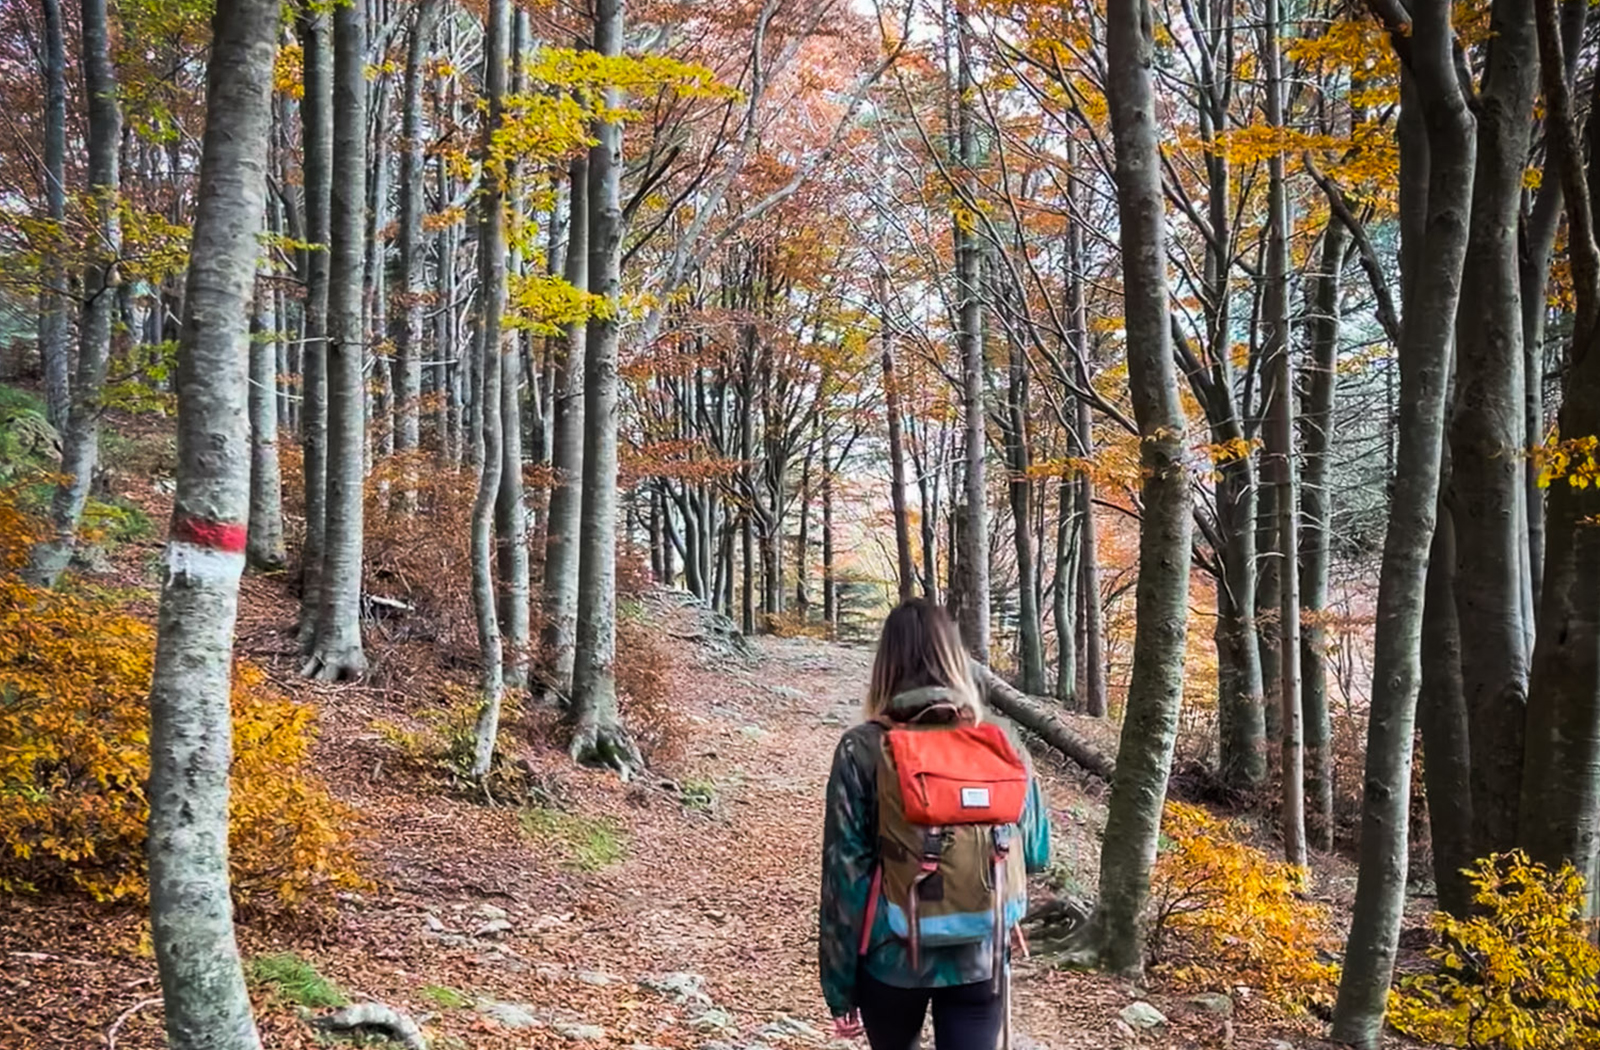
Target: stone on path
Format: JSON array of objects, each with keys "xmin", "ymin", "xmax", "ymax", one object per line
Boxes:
[
  {"xmin": 1185, "ymin": 992, "xmax": 1233, "ymax": 1017},
  {"xmin": 1119, "ymin": 1001, "xmax": 1167, "ymax": 1029},
  {"xmin": 478, "ymin": 1001, "xmax": 542, "ymax": 1029},
  {"xmin": 556, "ymin": 1022, "xmax": 607, "ymax": 1041}
]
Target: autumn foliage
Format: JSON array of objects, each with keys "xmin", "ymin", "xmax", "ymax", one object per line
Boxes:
[
  {"xmin": 0, "ymin": 486, "xmax": 360, "ymax": 909},
  {"xmin": 1389, "ymin": 852, "xmax": 1600, "ymax": 1049},
  {"xmin": 1149, "ymin": 801, "xmax": 1338, "ymax": 1008}
]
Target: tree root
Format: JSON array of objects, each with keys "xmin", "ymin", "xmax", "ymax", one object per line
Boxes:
[
  {"xmin": 570, "ymin": 719, "xmax": 641, "ymax": 781},
  {"xmin": 311, "ymin": 1002, "xmax": 428, "ymax": 1050},
  {"xmin": 300, "ymin": 645, "xmax": 369, "ymax": 682}
]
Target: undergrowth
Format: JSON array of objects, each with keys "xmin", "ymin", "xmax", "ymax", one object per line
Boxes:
[
  {"xmin": 249, "ymin": 952, "xmax": 347, "ymax": 1009},
  {"xmin": 0, "ymin": 485, "xmax": 362, "ymax": 909},
  {"xmin": 1149, "ymin": 801, "xmax": 1338, "ymax": 1010},
  {"xmin": 518, "ymin": 805, "xmax": 627, "ymax": 871}
]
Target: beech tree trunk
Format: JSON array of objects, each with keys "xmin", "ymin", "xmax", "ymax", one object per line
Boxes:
[
  {"xmin": 1077, "ymin": 0, "xmax": 1193, "ymax": 977},
  {"xmin": 1331, "ymin": 13, "xmax": 1475, "ymax": 1039},
  {"xmin": 26, "ymin": 0, "xmax": 121, "ymax": 589},
  {"xmin": 469, "ymin": 0, "xmax": 510, "ymax": 778},
  {"xmin": 1300, "ymin": 221, "xmax": 1345, "ymax": 852},
  {"xmin": 569, "ymin": 0, "xmax": 639, "ymax": 774},
  {"xmin": 1054, "ymin": 476, "xmax": 1077, "ymax": 706},
  {"xmin": 38, "ymin": 0, "xmax": 69, "ymax": 430},
  {"xmin": 1007, "ymin": 335, "xmax": 1045, "ymax": 694},
  {"xmin": 296, "ymin": 9, "xmax": 333, "ymax": 647},
  {"xmin": 1519, "ymin": 0, "xmax": 1600, "ymax": 879},
  {"xmin": 302, "ymin": 0, "xmax": 368, "ymax": 680},
  {"xmin": 881, "ymin": 265, "xmax": 915, "ymax": 602},
  {"xmin": 953, "ymin": 8, "xmax": 988, "ymax": 659},
  {"xmin": 1450, "ymin": 0, "xmax": 1538, "ymax": 860},
  {"xmin": 540, "ymin": 154, "xmax": 588, "ymax": 700},
  {"xmin": 394, "ymin": 0, "xmax": 441, "ymax": 511},
  {"xmin": 146, "ymin": 4, "xmax": 279, "ymax": 1046},
  {"xmin": 247, "ymin": 249, "xmax": 286, "ymax": 572}
]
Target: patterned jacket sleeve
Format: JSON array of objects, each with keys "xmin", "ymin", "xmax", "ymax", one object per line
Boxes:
[
  {"xmin": 818, "ymin": 727, "xmax": 877, "ymax": 1018},
  {"xmin": 1021, "ymin": 774, "xmax": 1051, "ymax": 875}
]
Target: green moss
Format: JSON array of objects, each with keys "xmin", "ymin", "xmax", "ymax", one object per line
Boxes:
[
  {"xmin": 518, "ymin": 806, "xmax": 627, "ymax": 872},
  {"xmin": 248, "ymin": 952, "xmax": 347, "ymax": 1009}
]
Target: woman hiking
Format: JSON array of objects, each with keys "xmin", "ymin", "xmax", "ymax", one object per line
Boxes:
[{"xmin": 819, "ymin": 598, "xmax": 1051, "ymax": 1049}]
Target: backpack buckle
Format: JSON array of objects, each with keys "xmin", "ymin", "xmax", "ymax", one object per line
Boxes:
[
  {"xmin": 920, "ymin": 827, "xmax": 944, "ymax": 869},
  {"xmin": 991, "ymin": 825, "xmax": 1012, "ymax": 858}
]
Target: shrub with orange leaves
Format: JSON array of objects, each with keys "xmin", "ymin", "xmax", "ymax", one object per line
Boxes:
[
  {"xmin": 1149, "ymin": 801, "xmax": 1339, "ymax": 1009},
  {"xmin": 0, "ymin": 484, "xmax": 361, "ymax": 910}
]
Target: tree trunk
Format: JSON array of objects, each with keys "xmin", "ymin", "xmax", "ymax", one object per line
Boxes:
[
  {"xmin": 495, "ymin": 12, "xmax": 531, "ymax": 692},
  {"xmin": 1008, "ymin": 336, "xmax": 1045, "ymax": 694},
  {"xmin": 247, "ymin": 250, "xmax": 287, "ymax": 572},
  {"xmin": 1076, "ymin": 0, "xmax": 1194, "ymax": 977},
  {"xmin": 146, "ymin": 4, "xmax": 279, "ymax": 1046},
  {"xmin": 823, "ymin": 438, "xmax": 836, "ymax": 625},
  {"xmin": 796, "ymin": 448, "xmax": 813, "ymax": 616},
  {"xmin": 540, "ymin": 154, "xmax": 588, "ymax": 700},
  {"xmin": 955, "ymin": 13, "xmax": 989, "ymax": 662},
  {"xmin": 1331, "ymin": 19, "xmax": 1475, "ymax": 1040},
  {"xmin": 302, "ymin": 0, "xmax": 368, "ymax": 680},
  {"xmin": 38, "ymin": 0, "xmax": 69, "ymax": 431},
  {"xmin": 365, "ymin": 63, "xmax": 392, "ymax": 468},
  {"xmin": 469, "ymin": 0, "xmax": 509, "ymax": 778},
  {"xmin": 296, "ymin": 9, "xmax": 333, "ymax": 648},
  {"xmin": 1054, "ymin": 476, "xmax": 1077, "ymax": 706},
  {"xmin": 1300, "ymin": 221, "xmax": 1346, "ymax": 851},
  {"xmin": 1519, "ymin": 0, "xmax": 1600, "ymax": 878},
  {"xmin": 1262, "ymin": 0, "xmax": 1306, "ymax": 869},
  {"xmin": 973, "ymin": 662, "xmax": 1115, "ymax": 781},
  {"xmin": 26, "ymin": 0, "xmax": 121, "ymax": 589},
  {"xmin": 880, "ymin": 268, "xmax": 915, "ymax": 601},
  {"xmin": 569, "ymin": 0, "xmax": 638, "ymax": 775},
  {"xmin": 1450, "ymin": 0, "xmax": 1538, "ymax": 861},
  {"xmin": 395, "ymin": 0, "xmax": 441, "ymax": 511}
]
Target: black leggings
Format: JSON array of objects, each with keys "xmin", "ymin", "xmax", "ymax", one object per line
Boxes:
[{"xmin": 857, "ymin": 971, "xmax": 1004, "ymax": 1050}]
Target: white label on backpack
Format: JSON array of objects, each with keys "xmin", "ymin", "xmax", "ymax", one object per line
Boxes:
[{"xmin": 961, "ymin": 787, "xmax": 990, "ymax": 809}]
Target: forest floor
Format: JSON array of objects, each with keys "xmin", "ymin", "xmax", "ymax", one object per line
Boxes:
[{"xmin": 1, "ymin": 575, "xmax": 1360, "ymax": 1050}]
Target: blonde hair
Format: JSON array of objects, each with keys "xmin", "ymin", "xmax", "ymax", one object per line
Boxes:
[{"xmin": 865, "ymin": 598, "xmax": 983, "ymax": 722}]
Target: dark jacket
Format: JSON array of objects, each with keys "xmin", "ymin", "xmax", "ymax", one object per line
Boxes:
[{"xmin": 817, "ymin": 688, "xmax": 1051, "ymax": 1017}]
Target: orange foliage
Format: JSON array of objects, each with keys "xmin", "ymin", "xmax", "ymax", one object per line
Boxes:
[{"xmin": 0, "ymin": 485, "xmax": 361, "ymax": 909}]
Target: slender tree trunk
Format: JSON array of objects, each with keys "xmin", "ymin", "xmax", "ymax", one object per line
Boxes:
[
  {"xmin": 569, "ymin": 0, "xmax": 638, "ymax": 774},
  {"xmin": 469, "ymin": 0, "xmax": 509, "ymax": 778},
  {"xmin": 823, "ymin": 439, "xmax": 836, "ymax": 626},
  {"xmin": 247, "ymin": 249, "xmax": 287, "ymax": 572},
  {"xmin": 38, "ymin": 0, "xmax": 69, "ymax": 431},
  {"xmin": 395, "ymin": 0, "xmax": 441, "ymax": 511},
  {"xmin": 1331, "ymin": 21, "xmax": 1475, "ymax": 1039},
  {"xmin": 540, "ymin": 154, "xmax": 588, "ymax": 700},
  {"xmin": 1300, "ymin": 222, "xmax": 1346, "ymax": 851},
  {"xmin": 880, "ymin": 269, "xmax": 915, "ymax": 601},
  {"xmin": 796, "ymin": 447, "xmax": 813, "ymax": 616},
  {"xmin": 955, "ymin": 11, "xmax": 989, "ymax": 661},
  {"xmin": 1054, "ymin": 476, "xmax": 1077, "ymax": 706},
  {"xmin": 495, "ymin": 12, "xmax": 531, "ymax": 691},
  {"xmin": 302, "ymin": 0, "xmax": 368, "ymax": 680},
  {"xmin": 26, "ymin": 0, "xmax": 121, "ymax": 589},
  {"xmin": 1262, "ymin": 0, "xmax": 1306, "ymax": 868},
  {"xmin": 365, "ymin": 64, "xmax": 392, "ymax": 468},
  {"xmin": 147, "ymin": 4, "xmax": 279, "ymax": 1046},
  {"xmin": 296, "ymin": 9, "xmax": 333, "ymax": 648},
  {"xmin": 1450, "ymin": 0, "xmax": 1538, "ymax": 860},
  {"xmin": 1076, "ymin": 403, "xmax": 1107, "ymax": 717},
  {"xmin": 1008, "ymin": 337, "xmax": 1045, "ymax": 694},
  {"xmin": 1076, "ymin": 0, "xmax": 1194, "ymax": 977}
]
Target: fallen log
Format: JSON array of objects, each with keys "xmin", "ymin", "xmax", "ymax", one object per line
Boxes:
[{"xmin": 970, "ymin": 661, "xmax": 1117, "ymax": 782}]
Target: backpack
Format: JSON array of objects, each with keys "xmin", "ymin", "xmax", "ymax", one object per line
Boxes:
[{"xmin": 857, "ymin": 702, "xmax": 1030, "ymax": 982}]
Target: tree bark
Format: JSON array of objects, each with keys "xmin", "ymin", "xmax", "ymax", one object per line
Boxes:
[
  {"xmin": 469, "ymin": 0, "xmax": 510, "ymax": 778},
  {"xmin": 146, "ymin": 4, "xmax": 279, "ymax": 1046},
  {"xmin": 540, "ymin": 154, "xmax": 588, "ymax": 700},
  {"xmin": 395, "ymin": 0, "xmax": 442, "ymax": 511},
  {"xmin": 1450, "ymin": 0, "xmax": 1538, "ymax": 861},
  {"xmin": 1300, "ymin": 220, "xmax": 1345, "ymax": 851},
  {"xmin": 1054, "ymin": 476, "xmax": 1077, "ymax": 706},
  {"xmin": 972, "ymin": 662, "xmax": 1115, "ymax": 780},
  {"xmin": 881, "ymin": 266, "xmax": 915, "ymax": 602},
  {"xmin": 247, "ymin": 249, "xmax": 286, "ymax": 572},
  {"xmin": 1519, "ymin": 0, "xmax": 1600, "ymax": 879},
  {"xmin": 1076, "ymin": 0, "xmax": 1194, "ymax": 978},
  {"xmin": 1331, "ymin": 13, "xmax": 1475, "ymax": 1040},
  {"xmin": 1262, "ymin": 0, "xmax": 1306, "ymax": 868},
  {"xmin": 302, "ymin": 0, "xmax": 368, "ymax": 680},
  {"xmin": 296, "ymin": 8, "xmax": 333, "ymax": 648},
  {"xmin": 569, "ymin": 0, "xmax": 639, "ymax": 775},
  {"xmin": 26, "ymin": 0, "xmax": 121, "ymax": 589},
  {"xmin": 38, "ymin": 0, "xmax": 69, "ymax": 431},
  {"xmin": 1007, "ymin": 334, "xmax": 1045, "ymax": 694},
  {"xmin": 955, "ymin": 10, "xmax": 989, "ymax": 661}
]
